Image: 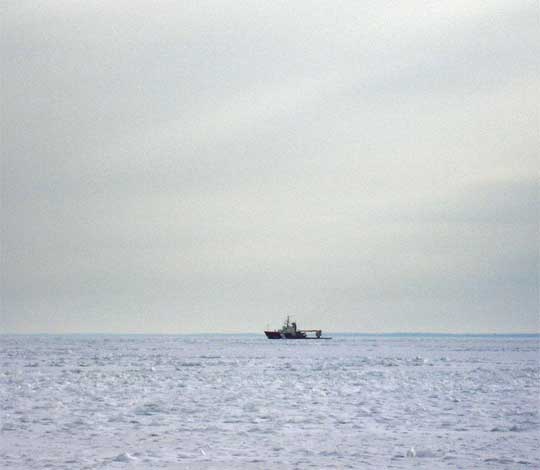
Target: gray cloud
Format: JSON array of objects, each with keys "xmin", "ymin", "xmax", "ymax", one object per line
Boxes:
[{"xmin": 2, "ymin": 1, "xmax": 538, "ymax": 333}]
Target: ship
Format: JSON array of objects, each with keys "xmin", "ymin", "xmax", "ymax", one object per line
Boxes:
[{"xmin": 264, "ymin": 316, "xmax": 331, "ymax": 339}]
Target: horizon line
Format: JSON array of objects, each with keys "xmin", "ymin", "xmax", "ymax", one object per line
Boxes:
[{"xmin": 1, "ymin": 331, "xmax": 539, "ymax": 336}]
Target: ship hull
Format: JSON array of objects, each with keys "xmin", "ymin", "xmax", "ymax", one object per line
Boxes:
[
  {"xmin": 265, "ymin": 331, "xmax": 316, "ymax": 339},
  {"xmin": 283, "ymin": 332, "xmax": 307, "ymax": 339},
  {"xmin": 264, "ymin": 331, "xmax": 283, "ymax": 339}
]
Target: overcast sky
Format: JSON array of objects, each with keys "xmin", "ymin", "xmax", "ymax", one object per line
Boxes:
[{"xmin": 1, "ymin": 1, "xmax": 538, "ymax": 333}]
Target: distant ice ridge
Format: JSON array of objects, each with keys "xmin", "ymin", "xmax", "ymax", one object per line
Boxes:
[
  {"xmin": 1, "ymin": 334, "xmax": 539, "ymax": 469},
  {"xmin": 112, "ymin": 452, "xmax": 137, "ymax": 462}
]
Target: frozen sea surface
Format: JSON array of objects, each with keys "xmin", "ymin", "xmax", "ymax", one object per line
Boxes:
[{"xmin": 1, "ymin": 334, "xmax": 539, "ymax": 469}]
